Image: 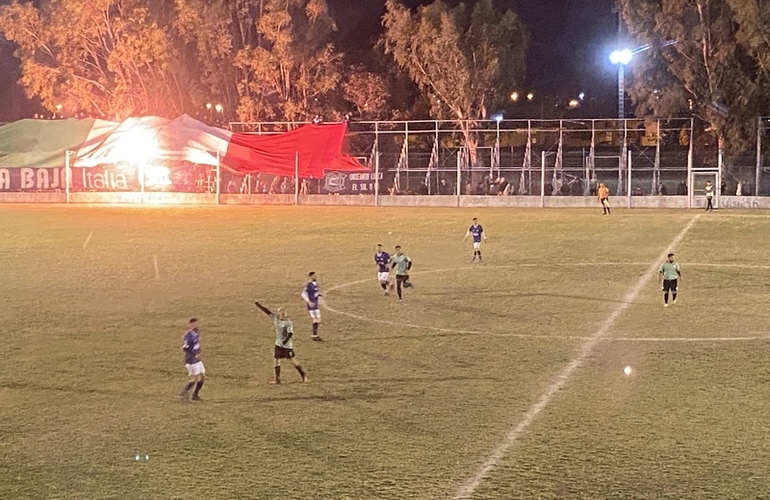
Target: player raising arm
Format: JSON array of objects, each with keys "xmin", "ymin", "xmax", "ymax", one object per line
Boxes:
[
  {"xmin": 255, "ymin": 302, "xmax": 308, "ymax": 384},
  {"xmin": 463, "ymin": 217, "xmax": 487, "ymax": 262}
]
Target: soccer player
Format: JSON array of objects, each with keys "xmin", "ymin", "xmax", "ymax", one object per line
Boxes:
[
  {"xmin": 180, "ymin": 318, "xmax": 205, "ymax": 402},
  {"xmin": 374, "ymin": 244, "xmax": 393, "ymax": 295},
  {"xmin": 301, "ymin": 271, "xmax": 323, "ymax": 341},
  {"xmin": 658, "ymin": 253, "xmax": 682, "ymax": 307},
  {"xmin": 390, "ymin": 245, "xmax": 414, "ymax": 301},
  {"xmin": 463, "ymin": 217, "xmax": 487, "ymax": 262},
  {"xmin": 254, "ymin": 302, "xmax": 308, "ymax": 384},
  {"xmin": 598, "ymin": 183, "xmax": 611, "ymax": 215},
  {"xmin": 705, "ymin": 180, "xmax": 715, "ymax": 211}
]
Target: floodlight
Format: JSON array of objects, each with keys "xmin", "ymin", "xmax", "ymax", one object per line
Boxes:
[{"xmin": 610, "ymin": 49, "xmax": 633, "ymax": 65}]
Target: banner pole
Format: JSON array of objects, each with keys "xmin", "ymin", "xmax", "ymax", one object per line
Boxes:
[
  {"xmin": 216, "ymin": 151, "xmax": 221, "ymax": 205},
  {"xmin": 627, "ymin": 149, "xmax": 632, "ymax": 209},
  {"xmin": 540, "ymin": 151, "xmax": 546, "ymax": 208},
  {"xmin": 65, "ymin": 150, "xmax": 71, "ymax": 204},
  {"xmin": 456, "ymin": 149, "xmax": 461, "ymax": 207},
  {"xmin": 295, "ymin": 151, "xmax": 299, "ymax": 206},
  {"xmin": 374, "ymin": 146, "xmax": 380, "ymax": 208}
]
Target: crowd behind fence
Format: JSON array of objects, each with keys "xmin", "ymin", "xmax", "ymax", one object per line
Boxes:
[{"xmin": 3, "ymin": 118, "xmax": 770, "ymax": 201}]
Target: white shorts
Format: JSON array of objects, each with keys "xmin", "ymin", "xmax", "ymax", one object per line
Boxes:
[
  {"xmin": 377, "ymin": 272, "xmax": 390, "ymax": 282},
  {"xmin": 308, "ymin": 309, "xmax": 321, "ymax": 319},
  {"xmin": 185, "ymin": 361, "xmax": 205, "ymax": 377},
  {"xmin": 473, "ymin": 241, "xmax": 481, "ymax": 249}
]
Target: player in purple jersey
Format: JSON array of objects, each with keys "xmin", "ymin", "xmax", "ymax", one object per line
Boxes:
[
  {"xmin": 374, "ymin": 244, "xmax": 393, "ymax": 296},
  {"xmin": 301, "ymin": 271, "xmax": 323, "ymax": 341},
  {"xmin": 180, "ymin": 318, "xmax": 205, "ymax": 402},
  {"xmin": 463, "ymin": 217, "xmax": 487, "ymax": 262}
]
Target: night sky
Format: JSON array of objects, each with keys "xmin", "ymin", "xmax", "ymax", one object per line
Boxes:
[{"xmin": 0, "ymin": 0, "xmax": 619, "ymax": 122}]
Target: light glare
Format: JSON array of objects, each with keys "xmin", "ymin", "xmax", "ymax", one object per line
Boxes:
[{"xmin": 610, "ymin": 49, "xmax": 633, "ymax": 65}]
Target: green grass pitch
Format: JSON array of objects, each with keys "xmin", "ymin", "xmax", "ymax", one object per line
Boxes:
[{"xmin": 2, "ymin": 205, "xmax": 770, "ymax": 499}]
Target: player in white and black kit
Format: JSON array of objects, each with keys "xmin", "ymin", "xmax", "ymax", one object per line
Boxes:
[
  {"xmin": 463, "ymin": 218, "xmax": 487, "ymax": 262},
  {"xmin": 374, "ymin": 244, "xmax": 393, "ymax": 296}
]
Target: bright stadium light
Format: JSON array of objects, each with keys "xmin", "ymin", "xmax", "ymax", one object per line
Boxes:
[
  {"xmin": 215, "ymin": 104, "xmax": 224, "ymax": 113},
  {"xmin": 609, "ymin": 41, "xmax": 676, "ymax": 120},
  {"xmin": 609, "ymin": 49, "xmax": 633, "ymax": 65},
  {"xmin": 526, "ymin": 92, "xmax": 534, "ymax": 101},
  {"xmin": 510, "ymin": 91, "xmax": 519, "ymax": 102}
]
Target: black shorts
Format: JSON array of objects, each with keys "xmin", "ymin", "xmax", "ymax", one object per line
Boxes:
[
  {"xmin": 274, "ymin": 346, "xmax": 295, "ymax": 359},
  {"xmin": 662, "ymin": 279, "xmax": 678, "ymax": 292},
  {"xmin": 396, "ymin": 274, "xmax": 410, "ymax": 283},
  {"xmin": 600, "ymin": 197, "xmax": 609, "ymax": 205}
]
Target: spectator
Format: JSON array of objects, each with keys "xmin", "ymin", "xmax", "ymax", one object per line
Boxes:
[
  {"xmin": 416, "ymin": 182, "xmax": 429, "ymax": 195},
  {"xmin": 280, "ymin": 177, "xmax": 291, "ymax": 194},
  {"xmin": 721, "ymin": 179, "xmax": 727, "ymax": 195},
  {"xmin": 497, "ymin": 177, "xmax": 509, "ymax": 196},
  {"xmin": 438, "ymin": 178, "xmax": 450, "ymax": 195},
  {"xmin": 736, "ymin": 181, "xmax": 742, "ymax": 196},
  {"xmin": 677, "ymin": 180, "xmax": 687, "ymax": 195},
  {"xmin": 300, "ymin": 178, "xmax": 309, "ymax": 195},
  {"xmin": 589, "ymin": 175, "xmax": 598, "ymax": 196},
  {"xmin": 226, "ymin": 179, "xmax": 237, "ymax": 193},
  {"xmin": 658, "ymin": 183, "xmax": 668, "ymax": 196},
  {"xmin": 269, "ymin": 176, "xmax": 281, "ymax": 194}
]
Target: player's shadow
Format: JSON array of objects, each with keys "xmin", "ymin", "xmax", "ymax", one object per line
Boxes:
[
  {"xmin": 0, "ymin": 380, "xmax": 170, "ymax": 402},
  {"xmin": 211, "ymin": 392, "xmax": 399, "ymax": 404}
]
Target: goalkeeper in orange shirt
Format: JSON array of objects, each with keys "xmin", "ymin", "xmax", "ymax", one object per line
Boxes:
[{"xmin": 598, "ymin": 183, "xmax": 611, "ymax": 215}]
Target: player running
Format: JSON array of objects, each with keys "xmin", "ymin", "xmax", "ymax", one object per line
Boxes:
[
  {"xmin": 598, "ymin": 183, "xmax": 611, "ymax": 215},
  {"xmin": 374, "ymin": 244, "xmax": 393, "ymax": 296},
  {"xmin": 390, "ymin": 245, "xmax": 414, "ymax": 302},
  {"xmin": 180, "ymin": 318, "xmax": 205, "ymax": 402},
  {"xmin": 463, "ymin": 217, "xmax": 487, "ymax": 262},
  {"xmin": 301, "ymin": 271, "xmax": 323, "ymax": 341},
  {"xmin": 658, "ymin": 253, "xmax": 682, "ymax": 307},
  {"xmin": 254, "ymin": 302, "xmax": 308, "ymax": 384}
]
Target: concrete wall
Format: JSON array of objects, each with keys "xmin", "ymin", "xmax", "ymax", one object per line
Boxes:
[
  {"xmin": 300, "ymin": 194, "xmax": 375, "ymax": 206},
  {"xmin": 221, "ymin": 194, "xmax": 293, "ymax": 205},
  {"xmin": 720, "ymin": 196, "xmax": 770, "ymax": 209},
  {"xmin": 2, "ymin": 192, "xmax": 770, "ymax": 209},
  {"xmin": 0, "ymin": 192, "xmax": 66, "ymax": 203},
  {"xmin": 69, "ymin": 192, "xmax": 218, "ymax": 205}
]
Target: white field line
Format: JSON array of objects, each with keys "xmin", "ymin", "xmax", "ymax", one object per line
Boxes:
[
  {"xmin": 82, "ymin": 231, "xmax": 93, "ymax": 249},
  {"xmin": 323, "ymin": 256, "xmax": 770, "ymax": 344},
  {"xmin": 452, "ymin": 214, "xmax": 702, "ymax": 499},
  {"xmin": 323, "ymin": 297, "xmax": 769, "ymax": 343},
  {"xmin": 153, "ymin": 254, "xmax": 160, "ymax": 281}
]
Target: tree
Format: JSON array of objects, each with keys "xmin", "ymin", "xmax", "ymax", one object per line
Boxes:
[
  {"xmin": 342, "ymin": 67, "xmax": 389, "ymax": 120},
  {"xmin": 234, "ymin": 0, "xmax": 343, "ymax": 123},
  {"xmin": 382, "ymin": 0, "xmax": 527, "ymax": 166},
  {"xmin": 726, "ymin": 0, "xmax": 770, "ymax": 92},
  {"xmin": 0, "ymin": 0, "xmax": 183, "ymax": 118},
  {"xmin": 618, "ymin": 0, "xmax": 769, "ymax": 152}
]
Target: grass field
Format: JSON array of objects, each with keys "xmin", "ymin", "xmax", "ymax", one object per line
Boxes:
[{"xmin": 2, "ymin": 205, "xmax": 770, "ymax": 500}]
